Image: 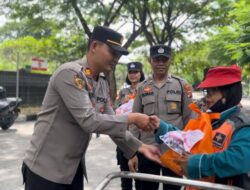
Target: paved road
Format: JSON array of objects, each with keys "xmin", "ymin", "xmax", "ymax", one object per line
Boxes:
[{"xmin": 0, "ymin": 121, "xmax": 121, "ymax": 190}]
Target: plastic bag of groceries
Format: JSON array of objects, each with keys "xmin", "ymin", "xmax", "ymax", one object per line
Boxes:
[
  {"xmin": 115, "ymin": 99, "xmax": 134, "ymax": 115},
  {"xmin": 160, "ymin": 103, "xmax": 219, "ymax": 177}
]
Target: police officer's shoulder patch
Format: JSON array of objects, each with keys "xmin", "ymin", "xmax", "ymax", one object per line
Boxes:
[
  {"xmin": 74, "ymin": 75, "xmax": 85, "ymax": 89},
  {"xmin": 171, "ymin": 75, "xmax": 193, "ymax": 98}
]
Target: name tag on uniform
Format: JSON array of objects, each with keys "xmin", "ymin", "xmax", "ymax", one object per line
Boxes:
[
  {"xmin": 167, "ymin": 89, "xmax": 181, "ymax": 95},
  {"xmin": 96, "ymin": 97, "xmax": 107, "ymax": 103}
]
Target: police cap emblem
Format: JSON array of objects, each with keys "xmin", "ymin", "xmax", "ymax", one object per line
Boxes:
[
  {"xmin": 158, "ymin": 47, "xmax": 164, "ymax": 54},
  {"xmin": 130, "ymin": 64, "xmax": 135, "ymax": 68}
]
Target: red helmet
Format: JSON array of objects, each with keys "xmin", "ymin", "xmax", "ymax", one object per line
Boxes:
[{"xmin": 197, "ymin": 64, "xmax": 242, "ymax": 89}]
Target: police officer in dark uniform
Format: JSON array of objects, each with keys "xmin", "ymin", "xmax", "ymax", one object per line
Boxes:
[
  {"xmin": 22, "ymin": 26, "xmax": 161, "ymax": 190},
  {"xmin": 129, "ymin": 44, "xmax": 192, "ymax": 190},
  {"xmin": 116, "ymin": 61, "xmax": 145, "ymax": 190}
]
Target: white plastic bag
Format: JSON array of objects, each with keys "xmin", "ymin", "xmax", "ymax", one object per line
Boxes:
[
  {"xmin": 115, "ymin": 99, "xmax": 134, "ymax": 115},
  {"xmin": 160, "ymin": 130, "xmax": 204, "ymax": 155}
]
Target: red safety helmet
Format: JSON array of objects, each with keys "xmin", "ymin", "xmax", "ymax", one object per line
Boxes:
[{"xmin": 197, "ymin": 64, "xmax": 242, "ymax": 89}]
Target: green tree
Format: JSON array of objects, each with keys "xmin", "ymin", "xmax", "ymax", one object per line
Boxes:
[
  {"xmin": 0, "ymin": 35, "xmax": 87, "ymax": 73},
  {"xmin": 0, "ymin": 0, "xmax": 243, "ymax": 100}
]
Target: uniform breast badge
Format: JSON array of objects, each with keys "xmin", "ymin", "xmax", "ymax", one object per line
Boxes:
[
  {"xmin": 142, "ymin": 86, "xmax": 153, "ymax": 97},
  {"xmin": 171, "ymin": 102, "xmax": 178, "ymax": 111}
]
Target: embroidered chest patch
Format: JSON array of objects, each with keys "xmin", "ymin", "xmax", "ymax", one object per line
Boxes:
[
  {"xmin": 170, "ymin": 102, "xmax": 178, "ymax": 111},
  {"xmin": 142, "ymin": 86, "xmax": 154, "ymax": 97},
  {"xmin": 213, "ymin": 132, "xmax": 227, "ymax": 148}
]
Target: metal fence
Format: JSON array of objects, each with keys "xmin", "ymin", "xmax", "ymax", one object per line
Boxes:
[{"xmin": 95, "ymin": 172, "xmax": 243, "ymax": 190}]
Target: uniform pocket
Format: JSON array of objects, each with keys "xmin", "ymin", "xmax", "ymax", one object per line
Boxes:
[
  {"xmin": 142, "ymin": 95, "xmax": 155, "ymax": 115},
  {"xmin": 166, "ymin": 95, "xmax": 181, "ymax": 114}
]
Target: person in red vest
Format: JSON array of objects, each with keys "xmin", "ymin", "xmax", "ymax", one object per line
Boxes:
[{"xmin": 157, "ymin": 64, "xmax": 250, "ymax": 189}]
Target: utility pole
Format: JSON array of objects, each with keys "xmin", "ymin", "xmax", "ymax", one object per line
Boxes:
[{"xmin": 16, "ymin": 52, "xmax": 19, "ymax": 100}]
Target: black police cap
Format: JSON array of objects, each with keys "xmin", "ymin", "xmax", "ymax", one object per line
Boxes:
[
  {"xmin": 91, "ymin": 26, "xmax": 129, "ymax": 55},
  {"xmin": 150, "ymin": 44, "xmax": 172, "ymax": 58},
  {"xmin": 127, "ymin": 62, "xmax": 142, "ymax": 72}
]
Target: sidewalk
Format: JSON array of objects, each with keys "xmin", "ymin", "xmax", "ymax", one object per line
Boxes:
[{"xmin": 0, "ymin": 121, "xmax": 120, "ymax": 190}]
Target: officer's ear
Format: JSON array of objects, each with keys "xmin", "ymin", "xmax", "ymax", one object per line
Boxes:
[
  {"xmin": 89, "ymin": 40, "xmax": 103, "ymax": 54},
  {"xmin": 89, "ymin": 40, "xmax": 97, "ymax": 53}
]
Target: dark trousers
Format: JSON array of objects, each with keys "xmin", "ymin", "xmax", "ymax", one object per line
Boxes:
[
  {"xmin": 117, "ymin": 148, "xmax": 141, "ymax": 190},
  {"xmin": 137, "ymin": 153, "xmax": 181, "ymax": 190},
  {"xmin": 22, "ymin": 162, "xmax": 83, "ymax": 190}
]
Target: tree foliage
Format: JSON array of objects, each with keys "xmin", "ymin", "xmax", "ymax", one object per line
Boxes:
[{"xmin": 1, "ymin": 0, "xmax": 249, "ymax": 98}]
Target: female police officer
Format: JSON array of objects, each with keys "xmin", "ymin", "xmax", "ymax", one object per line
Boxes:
[{"xmin": 116, "ymin": 61, "xmax": 145, "ymax": 190}]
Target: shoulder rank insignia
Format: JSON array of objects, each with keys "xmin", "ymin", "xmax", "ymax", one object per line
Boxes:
[{"xmin": 74, "ymin": 75, "xmax": 85, "ymax": 89}]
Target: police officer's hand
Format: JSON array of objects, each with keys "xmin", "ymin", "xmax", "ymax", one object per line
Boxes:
[
  {"xmin": 138, "ymin": 144, "xmax": 161, "ymax": 165},
  {"xmin": 148, "ymin": 115, "xmax": 160, "ymax": 130},
  {"xmin": 128, "ymin": 113, "xmax": 158, "ymax": 131},
  {"xmin": 128, "ymin": 155, "xmax": 138, "ymax": 172}
]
